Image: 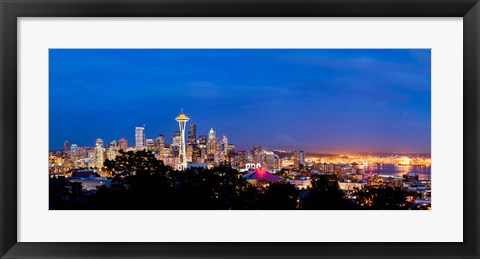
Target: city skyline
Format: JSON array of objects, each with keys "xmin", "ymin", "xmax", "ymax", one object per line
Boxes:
[
  {"xmin": 53, "ymin": 114, "xmax": 431, "ymax": 156},
  {"xmin": 49, "ymin": 49, "xmax": 431, "ymax": 153}
]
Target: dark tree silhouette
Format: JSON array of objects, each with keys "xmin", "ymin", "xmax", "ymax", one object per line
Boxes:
[
  {"xmin": 92, "ymin": 149, "xmax": 173, "ymax": 209},
  {"xmin": 168, "ymin": 164, "xmax": 259, "ymax": 209},
  {"xmin": 259, "ymin": 182, "xmax": 299, "ymax": 210},
  {"xmin": 355, "ymin": 187, "xmax": 410, "ymax": 210},
  {"xmin": 91, "ymin": 151, "xmax": 261, "ymax": 209},
  {"xmin": 52, "ymin": 151, "xmax": 408, "ymax": 210},
  {"xmin": 103, "ymin": 149, "xmax": 170, "ymax": 177},
  {"xmin": 49, "ymin": 177, "xmax": 87, "ymax": 209},
  {"xmin": 302, "ymin": 174, "xmax": 355, "ymax": 209}
]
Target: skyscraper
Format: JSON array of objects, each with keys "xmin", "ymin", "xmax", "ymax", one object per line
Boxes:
[
  {"xmin": 198, "ymin": 135, "xmax": 207, "ymax": 159},
  {"xmin": 118, "ymin": 138, "xmax": 128, "ymax": 152},
  {"xmin": 188, "ymin": 123, "xmax": 197, "ymax": 145},
  {"xmin": 198, "ymin": 135, "xmax": 207, "ymax": 148},
  {"xmin": 173, "ymin": 131, "xmax": 181, "ymax": 146},
  {"xmin": 70, "ymin": 144, "xmax": 78, "ymax": 163},
  {"xmin": 294, "ymin": 149, "xmax": 305, "ymax": 169},
  {"xmin": 253, "ymin": 145, "xmax": 262, "ymax": 163},
  {"xmin": 63, "ymin": 140, "xmax": 69, "ymax": 154},
  {"xmin": 146, "ymin": 139, "xmax": 156, "ymax": 151},
  {"xmin": 222, "ymin": 135, "xmax": 229, "ymax": 158},
  {"xmin": 207, "ymin": 128, "xmax": 217, "ymax": 155},
  {"xmin": 157, "ymin": 134, "xmax": 165, "ymax": 147},
  {"xmin": 107, "ymin": 140, "xmax": 118, "ymax": 160},
  {"xmin": 192, "ymin": 145, "xmax": 202, "ymax": 163},
  {"xmin": 135, "ymin": 126, "xmax": 146, "ymax": 150},
  {"xmin": 175, "ymin": 111, "xmax": 190, "ymax": 170},
  {"xmin": 95, "ymin": 138, "xmax": 104, "ymax": 169},
  {"xmin": 208, "ymin": 128, "xmax": 216, "ymax": 141}
]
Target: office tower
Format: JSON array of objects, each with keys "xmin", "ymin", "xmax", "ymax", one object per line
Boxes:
[
  {"xmin": 63, "ymin": 140, "xmax": 69, "ymax": 154},
  {"xmin": 214, "ymin": 150, "xmax": 224, "ymax": 165},
  {"xmin": 118, "ymin": 138, "xmax": 128, "ymax": 152},
  {"xmin": 157, "ymin": 134, "xmax": 166, "ymax": 147},
  {"xmin": 171, "ymin": 144, "xmax": 180, "ymax": 157},
  {"xmin": 135, "ymin": 126, "xmax": 146, "ymax": 150},
  {"xmin": 175, "ymin": 111, "xmax": 190, "ymax": 170},
  {"xmin": 156, "ymin": 134, "xmax": 165, "ymax": 154},
  {"xmin": 188, "ymin": 123, "xmax": 197, "ymax": 145},
  {"xmin": 146, "ymin": 138, "xmax": 156, "ymax": 151},
  {"xmin": 186, "ymin": 145, "xmax": 194, "ymax": 163},
  {"xmin": 208, "ymin": 128, "xmax": 216, "ymax": 142},
  {"xmin": 198, "ymin": 135, "xmax": 207, "ymax": 149},
  {"xmin": 70, "ymin": 144, "xmax": 78, "ymax": 163},
  {"xmin": 214, "ymin": 138, "xmax": 220, "ymax": 152},
  {"xmin": 294, "ymin": 149, "xmax": 305, "ymax": 169},
  {"xmin": 95, "ymin": 138, "xmax": 104, "ymax": 169},
  {"xmin": 173, "ymin": 131, "xmax": 181, "ymax": 146},
  {"xmin": 198, "ymin": 135, "xmax": 207, "ymax": 160},
  {"xmin": 222, "ymin": 135, "xmax": 228, "ymax": 151},
  {"xmin": 192, "ymin": 145, "xmax": 202, "ymax": 163},
  {"xmin": 235, "ymin": 150, "xmax": 248, "ymax": 168},
  {"xmin": 253, "ymin": 145, "xmax": 262, "ymax": 163},
  {"xmin": 107, "ymin": 140, "xmax": 118, "ymax": 160},
  {"xmin": 160, "ymin": 144, "xmax": 171, "ymax": 159},
  {"xmin": 207, "ymin": 128, "xmax": 217, "ymax": 155},
  {"xmin": 207, "ymin": 138, "xmax": 218, "ymax": 155},
  {"xmin": 263, "ymin": 150, "xmax": 279, "ymax": 170}
]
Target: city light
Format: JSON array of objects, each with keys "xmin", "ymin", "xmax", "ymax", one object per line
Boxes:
[{"xmin": 48, "ymin": 49, "xmax": 431, "ymax": 210}]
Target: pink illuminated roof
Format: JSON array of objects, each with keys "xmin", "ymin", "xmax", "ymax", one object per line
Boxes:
[{"xmin": 243, "ymin": 168, "xmax": 283, "ymax": 182}]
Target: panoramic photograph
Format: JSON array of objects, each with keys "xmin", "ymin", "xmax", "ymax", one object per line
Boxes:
[{"xmin": 49, "ymin": 49, "xmax": 431, "ymax": 210}]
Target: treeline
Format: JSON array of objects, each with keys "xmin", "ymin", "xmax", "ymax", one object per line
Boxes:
[{"xmin": 49, "ymin": 150, "xmax": 411, "ymax": 210}]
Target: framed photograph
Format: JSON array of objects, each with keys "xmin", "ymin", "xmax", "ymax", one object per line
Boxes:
[{"xmin": 1, "ymin": 0, "xmax": 479, "ymax": 258}]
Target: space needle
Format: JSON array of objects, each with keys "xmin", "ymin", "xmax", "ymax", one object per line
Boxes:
[{"xmin": 175, "ymin": 110, "xmax": 190, "ymax": 170}]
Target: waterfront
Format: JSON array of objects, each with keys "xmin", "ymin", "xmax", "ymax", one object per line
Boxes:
[{"xmin": 365, "ymin": 164, "xmax": 431, "ymax": 180}]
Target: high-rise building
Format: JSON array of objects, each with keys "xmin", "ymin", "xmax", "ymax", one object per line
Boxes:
[
  {"xmin": 207, "ymin": 128, "xmax": 217, "ymax": 155},
  {"xmin": 63, "ymin": 140, "xmax": 69, "ymax": 154},
  {"xmin": 208, "ymin": 128, "xmax": 216, "ymax": 141},
  {"xmin": 95, "ymin": 138, "xmax": 104, "ymax": 169},
  {"xmin": 198, "ymin": 135, "xmax": 207, "ymax": 160},
  {"xmin": 70, "ymin": 144, "xmax": 78, "ymax": 163},
  {"xmin": 222, "ymin": 135, "xmax": 228, "ymax": 151},
  {"xmin": 188, "ymin": 123, "xmax": 197, "ymax": 145},
  {"xmin": 173, "ymin": 131, "xmax": 181, "ymax": 146},
  {"xmin": 186, "ymin": 145, "xmax": 194, "ymax": 163},
  {"xmin": 253, "ymin": 145, "xmax": 262, "ymax": 163},
  {"xmin": 198, "ymin": 135, "xmax": 207, "ymax": 148},
  {"xmin": 146, "ymin": 138, "xmax": 156, "ymax": 151},
  {"xmin": 192, "ymin": 145, "xmax": 202, "ymax": 163},
  {"xmin": 157, "ymin": 134, "xmax": 166, "ymax": 147},
  {"xmin": 157, "ymin": 134, "xmax": 166, "ymax": 154},
  {"xmin": 175, "ymin": 112, "xmax": 190, "ymax": 170},
  {"xmin": 171, "ymin": 144, "xmax": 179, "ymax": 157},
  {"xmin": 294, "ymin": 149, "xmax": 305, "ymax": 169},
  {"xmin": 135, "ymin": 126, "xmax": 146, "ymax": 150},
  {"xmin": 107, "ymin": 140, "xmax": 118, "ymax": 160},
  {"xmin": 160, "ymin": 144, "xmax": 171, "ymax": 159},
  {"xmin": 110, "ymin": 140, "xmax": 117, "ymax": 147},
  {"xmin": 207, "ymin": 138, "xmax": 219, "ymax": 155},
  {"xmin": 262, "ymin": 150, "xmax": 280, "ymax": 170},
  {"xmin": 118, "ymin": 138, "xmax": 128, "ymax": 152}
]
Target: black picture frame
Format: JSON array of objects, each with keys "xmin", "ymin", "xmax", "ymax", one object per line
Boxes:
[{"xmin": 1, "ymin": 0, "xmax": 479, "ymax": 258}]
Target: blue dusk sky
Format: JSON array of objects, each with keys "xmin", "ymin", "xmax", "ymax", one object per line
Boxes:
[{"xmin": 49, "ymin": 49, "xmax": 431, "ymax": 153}]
